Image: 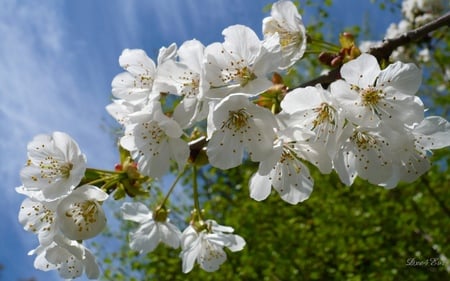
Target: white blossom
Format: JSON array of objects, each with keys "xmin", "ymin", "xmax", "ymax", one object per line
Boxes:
[
  {"xmin": 263, "ymin": 0, "xmax": 307, "ymax": 69},
  {"xmin": 18, "ymin": 196, "xmax": 60, "ymax": 246},
  {"xmin": 206, "ymin": 93, "xmax": 277, "ymax": 169},
  {"xmin": 30, "ymin": 234, "xmax": 100, "ymax": 280},
  {"xmin": 280, "ymin": 85, "xmax": 343, "ymax": 161},
  {"xmin": 121, "ymin": 202, "xmax": 182, "ymax": 254},
  {"xmin": 20, "ymin": 132, "xmax": 87, "ymax": 201},
  {"xmin": 333, "ymin": 124, "xmax": 396, "ymax": 186},
  {"xmin": 120, "ymin": 101, "xmax": 189, "ymax": 178},
  {"xmin": 155, "ymin": 39, "xmax": 209, "ymax": 128},
  {"xmin": 111, "ymin": 48, "xmax": 158, "ymax": 105},
  {"xmin": 201, "ymin": 24, "xmax": 281, "ymax": 100},
  {"xmin": 180, "ymin": 220, "xmax": 246, "ymax": 273},
  {"xmin": 381, "ymin": 116, "xmax": 450, "ymax": 188},
  {"xmin": 56, "ymin": 185, "xmax": 108, "ymax": 241},
  {"xmin": 249, "ymin": 139, "xmax": 313, "ymax": 204},
  {"xmin": 331, "ymin": 53, "xmax": 424, "ymax": 128}
]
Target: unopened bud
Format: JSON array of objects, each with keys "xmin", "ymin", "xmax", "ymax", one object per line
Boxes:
[
  {"xmin": 318, "ymin": 52, "xmax": 337, "ymax": 66},
  {"xmin": 339, "ymin": 32, "xmax": 355, "ymax": 49}
]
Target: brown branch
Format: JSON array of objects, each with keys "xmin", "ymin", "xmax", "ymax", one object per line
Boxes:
[{"xmin": 295, "ymin": 11, "xmax": 450, "ymax": 89}]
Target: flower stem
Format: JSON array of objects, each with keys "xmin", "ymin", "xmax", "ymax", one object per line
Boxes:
[
  {"xmin": 192, "ymin": 165, "xmax": 203, "ymax": 221},
  {"xmin": 308, "ymin": 37, "xmax": 341, "ymax": 53},
  {"xmin": 160, "ymin": 166, "xmax": 188, "ymax": 207},
  {"xmin": 85, "ymin": 167, "xmax": 121, "ymax": 175}
]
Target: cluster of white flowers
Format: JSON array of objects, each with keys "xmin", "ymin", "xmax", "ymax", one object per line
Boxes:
[
  {"xmin": 121, "ymin": 203, "xmax": 246, "ymax": 273},
  {"xmin": 108, "ymin": 0, "xmax": 308, "ymax": 272},
  {"xmin": 16, "ymin": 0, "xmax": 450, "ymax": 278},
  {"xmin": 106, "ymin": 0, "xmax": 450, "ymax": 273},
  {"xmin": 17, "ymin": 132, "xmax": 107, "ymax": 279}
]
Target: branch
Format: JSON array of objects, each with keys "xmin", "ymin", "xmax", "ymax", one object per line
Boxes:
[
  {"xmin": 296, "ymin": 11, "xmax": 450, "ymax": 89},
  {"xmin": 188, "ymin": 12, "xmax": 450, "ymax": 152}
]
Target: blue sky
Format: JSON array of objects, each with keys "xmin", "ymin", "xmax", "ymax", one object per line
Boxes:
[{"xmin": 0, "ymin": 0, "xmax": 399, "ymax": 280}]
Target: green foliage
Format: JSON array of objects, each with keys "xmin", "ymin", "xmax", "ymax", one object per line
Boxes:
[{"xmin": 97, "ymin": 153, "xmax": 450, "ymax": 281}]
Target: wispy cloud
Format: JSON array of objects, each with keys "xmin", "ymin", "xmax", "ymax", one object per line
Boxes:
[
  {"xmin": 0, "ymin": 1, "xmax": 116, "ymax": 280},
  {"xmin": 0, "ymin": 1, "xmax": 273, "ymax": 279}
]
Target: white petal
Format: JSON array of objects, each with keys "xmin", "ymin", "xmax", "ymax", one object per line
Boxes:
[
  {"xmin": 208, "ymin": 220, "xmax": 235, "ymax": 233},
  {"xmin": 199, "ymin": 240, "xmax": 227, "ymax": 272},
  {"xmin": 207, "ymin": 129, "xmax": 244, "ymax": 170},
  {"xmin": 169, "ymin": 137, "xmax": 190, "ymax": 170},
  {"xmin": 129, "ymin": 221, "xmax": 159, "ymax": 254},
  {"xmin": 121, "ymin": 202, "xmax": 152, "ymax": 223},
  {"xmin": 272, "ymin": 160, "xmax": 313, "ymax": 204},
  {"xmin": 73, "ymin": 184, "xmax": 109, "ymax": 201},
  {"xmin": 84, "ymin": 248, "xmax": 100, "ymax": 279},
  {"xmin": 119, "ymin": 49, "xmax": 156, "ymax": 77},
  {"xmin": 178, "ymin": 39, "xmax": 205, "ymax": 73},
  {"xmin": 341, "ymin": 53, "xmax": 380, "ymax": 87},
  {"xmin": 249, "ymin": 172, "xmax": 272, "ymax": 201},
  {"xmin": 159, "ymin": 222, "xmax": 182, "ymax": 249},
  {"xmin": 33, "ymin": 248, "xmax": 57, "ymax": 271},
  {"xmin": 414, "ymin": 116, "xmax": 450, "ymax": 149},
  {"xmin": 281, "ymin": 86, "xmax": 323, "ymax": 113},
  {"xmin": 206, "ymin": 233, "xmax": 246, "ymax": 252},
  {"xmin": 333, "ymin": 147, "xmax": 358, "ymax": 186},
  {"xmin": 222, "ymin": 25, "xmax": 260, "ymax": 64},
  {"xmin": 377, "ymin": 61, "xmax": 422, "ymax": 95},
  {"xmin": 181, "ymin": 235, "xmax": 202, "ymax": 273},
  {"xmin": 173, "ymin": 98, "xmax": 199, "ymax": 128},
  {"xmin": 257, "ymin": 141, "xmax": 283, "ymax": 175},
  {"xmin": 111, "ymin": 72, "xmax": 150, "ymax": 102},
  {"xmin": 157, "ymin": 43, "xmax": 177, "ymax": 65}
]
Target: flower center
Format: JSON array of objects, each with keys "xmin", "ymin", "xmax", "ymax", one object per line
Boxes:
[
  {"xmin": 279, "ymin": 30, "xmax": 302, "ymax": 48},
  {"xmin": 142, "ymin": 122, "xmax": 166, "ymax": 143},
  {"xmin": 38, "ymin": 157, "xmax": 73, "ymax": 183},
  {"xmin": 359, "ymin": 87, "xmax": 384, "ymax": 107},
  {"xmin": 65, "ymin": 200, "xmax": 99, "ymax": 233},
  {"xmin": 236, "ymin": 66, "xmax": 257, "ymax": 87},
  {"xmin": 152, "ymin": 206, "xmax": 168, "ymax": 222},
  {"xmin": 312, "ymin": 103, "xmax": 336, "ymax": 128},
  {"xmin": 181, "ymin": 76, "xmax": 200, "ymax": 97},
  {"xmin": 222, "ymin": 109, "xmax": 252, "ymax": 131},
  {"xmin": 350, "ymin": 130, "xmax": 377, "ymax": 150},
  {"xmin": 24, "ymin": 203, "xmax": 55, "ymax": 233}
]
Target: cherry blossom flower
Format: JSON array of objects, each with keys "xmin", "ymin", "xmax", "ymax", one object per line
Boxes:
[
  {"xmin": 56, "ymin": 185, "xmax": 108, "ymax": 241},
  {"xmin": 30, "ymin": 234, "xmax": 99, "ymax": 280},
  {"xmin": 121, "ymin": 202, "xmax": 182, "ymax": 254},
  {"xmin": 20, "ymin": 132, "xmax": 87, "ymax": 201},
  {"xmin": 381, "ymin": 116, "xmax": 450, "ymax": 188},
  {"xmin": 201, "ymin": 24, "xmax": 281, "ymax": 100},
  {"xmin": 280, "ymin": 85, "xmax": 343, "ymax": 160},
  {"xmin": 18, "ymin": 195, "xmax": 60, "ymax": 246},
  {"xmin": 249, "ymin": 139, "xmax": 313, "ymax": 204},
  {"xmin": 330, "ymin": 53, "xmax": 424, "ymax": 128},
  {"xmin": 155, "ymin": 39, "xmax": 209, "ymax": 128},
  {"xmin": 120, "ymin": 101, "xmax": 189, "ymax": 178},
  {"xmin": 180, "ymin": 220, "xmax": 246, "ymax": 273},
  {"xmin": 111, "ymin": 48, "xmax": 158, "ymax": 105},
  {"xmin": 333, "ymin": 123, "xmax": 396, "ymax": 186},
  {"xmin": 263, "ymin": 0, "xmax": 307, "ymax": 69},
  {"xmin": 206, "ymin": 93, "xmax": 277, "ymax": 169}
]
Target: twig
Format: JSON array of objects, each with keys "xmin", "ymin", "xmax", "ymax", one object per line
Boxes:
[{"xmin": 295, "ymin": 11, "xmax": 450, "ymax": 89}]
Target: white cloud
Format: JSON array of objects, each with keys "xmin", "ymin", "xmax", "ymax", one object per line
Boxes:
[{"xmin": 0, "ymin": 1, "xmax": 116, "ymax": 280}]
